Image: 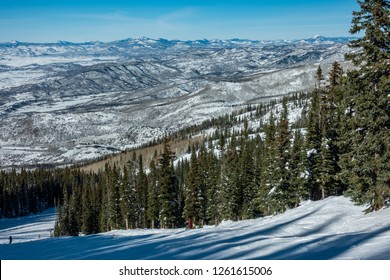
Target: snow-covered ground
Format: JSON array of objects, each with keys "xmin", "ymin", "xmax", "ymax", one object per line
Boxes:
[{"xmin": 0, "ymin": 196, "xmax": 389, "ymax": 260}]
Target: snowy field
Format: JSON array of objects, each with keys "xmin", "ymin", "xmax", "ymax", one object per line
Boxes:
[{"xmin": 0, "ymin": 196, "xmax": 389, "ymax": 260}]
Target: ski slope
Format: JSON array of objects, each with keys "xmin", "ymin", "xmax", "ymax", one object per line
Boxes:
[{"xmin": 0, "ymin": 196, "xmax": 389, "ymax": 260}]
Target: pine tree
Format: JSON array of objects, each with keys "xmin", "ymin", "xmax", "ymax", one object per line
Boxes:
[
  {"xmin": 341, "ymin": 0, "xmax": 390, "ymax": 211},
  {"xmin": 320, "ymin": 68, "xmax": 345, "ymax": 197},
  {"xmin": 54, "ymin": 198, "xmax": 62, "ymax": 237},
  {"xmin": 121, "ymin": 161, "xmax": 137, "ymax": 229},
  {"xmin": 81, "ymin": 180, "xmax": 94, "ymax": 235},
  {"xmin": 99, "ymin": 169, "xmax": 110, "ymax": 232},
  {"xmin": 290, "ymin": 129, "xmax": 307, "ymax": 203},
  {"xmin": 220, "ymin": 132, "xmax": 241, "ymax": 221},
  {"xmin": 135, "ymin": 155, "xmax": 148, "ymax": 228},
  {"xmin": 253, "ymin": 133, "xmax": 265, "ymax": 204},
  {"xmin": 146, "ymin": 159, "xmax": 159, "ymax": 228},
  {"xmin": 346, "ymin": 0, "xmax": 390, "ymax": 75},
  {"xmin": 175, "ymin": 158, "xmax": 187, "ymax": 228},
  {"xmin": 158, "ymin": 137, "xmax": 180, "ymax": 228},
  {"xmin": 183, "ymin": 145, "xmax": 201, "ymax": 228},
  {"xmin": 90, "ymin": 180, "xmax": 100, "ymax": 234},
  {"xmin": 108, "ymin": 164, "xmax": 122, "ymax": 230},
  {"xmin": 256, "ymin": 112, "xmax": 277, "ymax": 215},
  {"xmin": 306, "ymin": 90, "xmax": 324, "ymax": 201},
  {"xmin": 239, "ymin": 119, "xmax": 257, "ymax": 219},
  {"xmin": 67, "ymin": 189, "xmax": 80, "ymax": 236},
  {"xmin": 272, "ymin": 99, "xmax": 294, "ymax": 212},
  {"xmin": 328, "ymin": 61, "xmax": 343, "ymax": 89},
  {"xmin": 315, "ymin": 65, "xmax": 324, "ymax": 88},
  {"xmin": 196, "ymin": 143, "xmax": 208, "ymax": 225},
  {"xmin": 206, "ymin": 145, "xmax": 223, "ymax": 225}
]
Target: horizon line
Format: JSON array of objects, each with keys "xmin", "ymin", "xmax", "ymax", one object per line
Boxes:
[{"xmin": 0, "ymin": 35, "xmax": 358, "ymax": 45}]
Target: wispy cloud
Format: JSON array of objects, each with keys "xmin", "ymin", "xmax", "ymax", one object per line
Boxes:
[
  {"xmin": 159, "ymin": 7, "xmax": 197, "ymax": 21},
  {"xmin": 63, "ymin": 12, "xmax": 143, "ymax": 22}
]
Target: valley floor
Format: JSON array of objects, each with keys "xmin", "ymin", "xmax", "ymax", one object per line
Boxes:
[{"xmin": 0, "ymin": 196, "xmax": 389, "ymax": 260}]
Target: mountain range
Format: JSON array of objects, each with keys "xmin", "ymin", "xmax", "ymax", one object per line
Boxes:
[{"xmin": 0, "ymin": 36, "xmax": 355, "ymax": 168}]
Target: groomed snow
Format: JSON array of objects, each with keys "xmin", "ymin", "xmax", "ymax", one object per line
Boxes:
[{"xmin": 0, "ymin": 196, "xmax": 389, "ymax": 260}]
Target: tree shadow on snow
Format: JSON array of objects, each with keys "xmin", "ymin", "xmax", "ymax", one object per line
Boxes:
[{"xmin": 1, "ymin": 206, "xmax": 389, "ymax": 260}]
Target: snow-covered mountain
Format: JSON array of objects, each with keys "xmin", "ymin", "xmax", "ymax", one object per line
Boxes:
[
  {"xmin": 0, "ymin": 36, "xmax": 354, "ymax": 58},
  {"xmin": 0, "ymin": 37, "xmax": 354, "ymax": 168},
  {"xmin": 0, "ymin": 196, "xmax": 389, "ymax": 259}
]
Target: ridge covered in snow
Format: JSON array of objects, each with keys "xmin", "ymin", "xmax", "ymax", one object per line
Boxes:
[{"xmin": 0, "ymin": 37, "xmax": 354, "ymax": 168}]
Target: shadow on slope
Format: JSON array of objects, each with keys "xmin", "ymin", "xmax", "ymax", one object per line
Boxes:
[{"xmin": 1, "ymin": 202, "xmax": 389, "ymax": 260}]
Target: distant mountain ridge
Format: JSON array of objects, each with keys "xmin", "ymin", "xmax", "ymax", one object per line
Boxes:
[
  {"xmin": 0, "ymin": 35, "xmax": 353, "ymax": 168},
  {"xmin": 0, "ymin": 35, "xmax": 356, "ymax": 49}
]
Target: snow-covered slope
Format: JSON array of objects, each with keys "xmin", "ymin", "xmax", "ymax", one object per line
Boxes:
[{"xmin": 0, "ymin": 196, "xmax": 389, "ymax": 260}]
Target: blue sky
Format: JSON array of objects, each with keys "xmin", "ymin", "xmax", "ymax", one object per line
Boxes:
[{"xmin": 0, "ymin": 0, "xmax": 360, "ymax": 43}]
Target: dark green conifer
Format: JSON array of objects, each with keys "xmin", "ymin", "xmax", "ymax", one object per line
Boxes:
[
  {"xmin": 328, "ymin": 61, "xmax": 343, "ymax": 89},
  {"xmin": 306, "ymin": 90, "xmax": 324, "ymax": 201},
  {"xmin": 239, "ymin": 119, "xmax": 257, "ymax": 219},
  {"xmin": 197, "ymin": 143, "xmax": 210, "ymax": 225},
  {"xmin": 205, "ymin": 147, "xmax": 222, "ymax": 225},
  {"xmin": 272, "ymin": 99, "xmax": 294, "ymax": 212},
  {"xmin": 146, "ymin": 159, "xmax": 159, "ymax": 228},
  {"xmin": 108, "ymin": 164, "xmax": 121, "ymax": 230},
  {"xmin": 290, "ymin": 129, "xmax": 307, "ymax": 203},
  {"xmin": 121, "ymin": 161, "xmax": 137, "ymax": 229},
  {"xmin": 341, "ymin": 0, "xmax": 390, "ymax": 211},
  {"xmin": 183, "ymin": 145, "xmax": 201, "ymax": 228},
  {"xmin": 81, "ymin": 180, "xmax": 93, "ymax": 235},
  {"xmin": 221, "ymin": 132, "xmax": 241, "ymax": 220},
  {"xmin": 315, "ymin": 65, "xmax": 324, "ymax": 88},
  {"xmin": 158, "ymin": 137, "xmax": 180, "ymax": 228},
  {"xmin": 257, "ymin": 112, "xmax": 277, "ymax": 215},
  {"xmin": 135, "ymin": 155, "xmax": 148, "ymax": 228}
]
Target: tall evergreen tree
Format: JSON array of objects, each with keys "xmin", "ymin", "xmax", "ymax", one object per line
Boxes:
[
  {"xmin": 67, "ymin": 188, "xmax": 80, "ymax": 236},
  {"xmin": 206, "ymin": 143, "xmax": 223, "ymax": 225},
  {"xmin": 272, "ymin": 99, "xmax": 294, "ymax": 212},
  {"xmin": 315, "ymin": 65, "xmax": 324, "ymax": 88},
  {"xmin": 253, "ymin": 134, "xmax": 265, "ymax": 203},
  {"xmin": 328, "ymin": 61, "xmax": 343, "ymax": 89},
  {"xmin": 290, "ymin": 129, "xmax": 307, "ymax": 202},
  {"xmin": 146, "ymin": 159, "xmax": 159, "ymax": 229},
  {"xmin": 99, "ymin": 169, "xmax": 110, "ymax": 232},
  {"xmin": 53, "ymin": 198, "xmax": 62, "ymax": 237},
  {"xmin": 306, "ymin": 90, "xmax": 324, "ymax": 201},
  {"xmin": 221, "ymin": 132, "xmax": 242, "ymax": 221},
  {"xmin": 256, "ymin": 112, "xmax": 277, "ymax": 215},
  {"xmin": 108, "ymin": 164, "xmax": 122, "ymax": 230},
  {"xmin": 183, "ymin": 145, "xmax": 201, "ymax": 228},
  {"xmin": 239, "ymin": 119, "xmax": 257, "ymax": 219},
  {"xmin": 196, "ymin": 143, "xmax": 209, "ymax": 225},
  {"xmin": 81, "ymin": 180, "xmax": 94, "ymax": 235},
  {"xmin": 135, "ymin": 155, "xmax": 148, "ymax": 228},
  {"xmin": 158, "ymin": 137, "xmax": 180, "ymax": 228},
  {"xmin": 341, "ymin": 0, "xmax": 390, "ymax": 211},
  {"xmin": 120, "ymin": 164, "xmax": 134, "ymax": 229},
  {"xmin": 320, "ymin": 66, "xmax": 345, "ymax": 197}
]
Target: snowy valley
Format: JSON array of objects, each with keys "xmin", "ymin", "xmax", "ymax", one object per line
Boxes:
[{"xmin": 0, "ymin": 36, "xmax": 352, "ymax": 168}]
